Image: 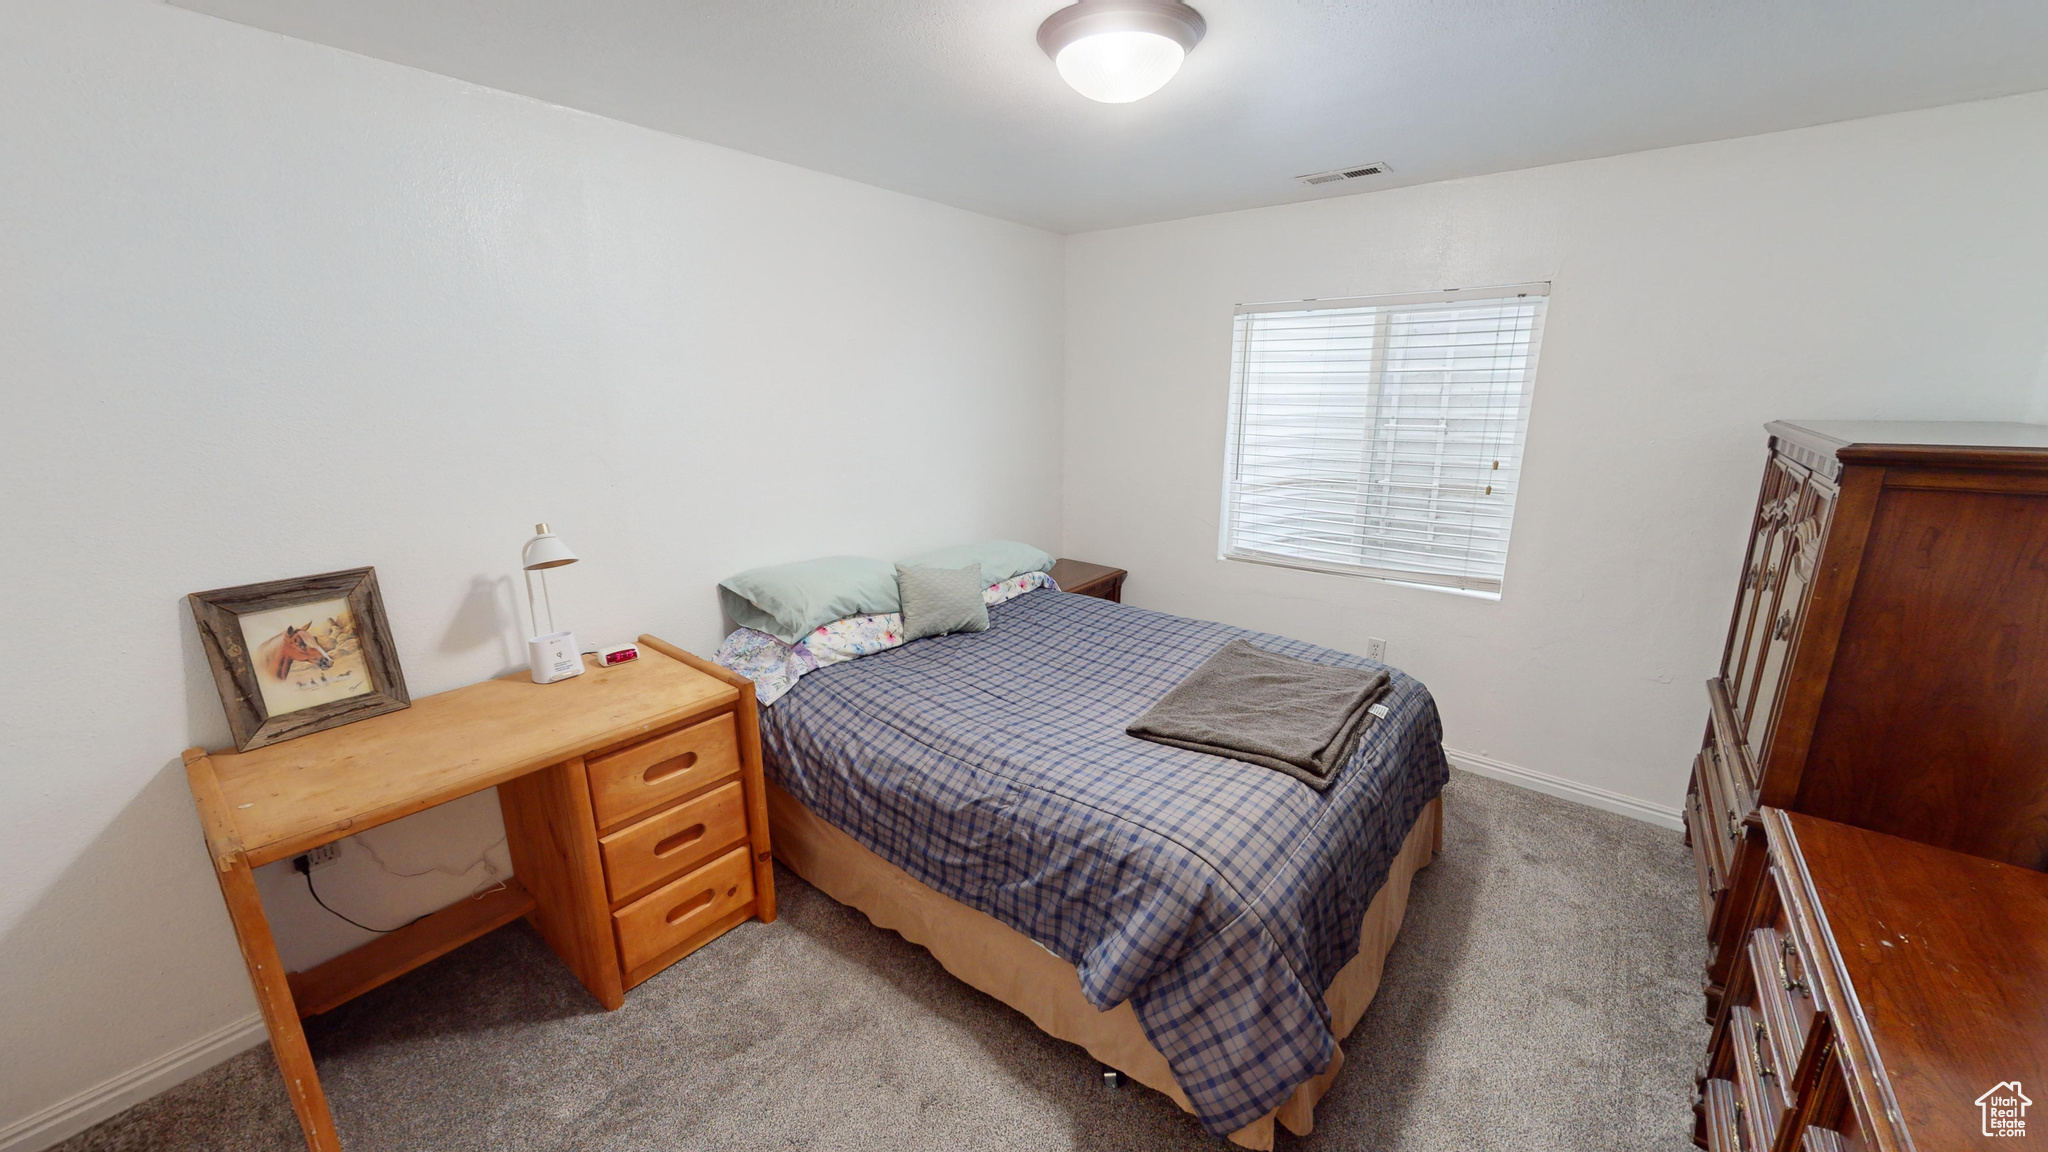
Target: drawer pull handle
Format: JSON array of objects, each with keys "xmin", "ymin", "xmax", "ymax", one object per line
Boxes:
[
  {"xmin": 1779, "ymin": 936, "xmax": 1808, "ymax": 996},
  {"xmin": 644, "ymin": 752, "xmax": 698, "ymax": 785},
  {"xmin": 1727, "ymin": 810, "xmax": 1742, "ymax": 843},
  {"xmin": 1753, "ymin": 1019, "xmax": 1775, "ymax": 1082},
  {"xmin": 665, "ymin": 890, "xmax": 714, "ymax": 925},
  {"xmin": 654, "ymin": 824, "xmax": 707, "ymax": 857}
]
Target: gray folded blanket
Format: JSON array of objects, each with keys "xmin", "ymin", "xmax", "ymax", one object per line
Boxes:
[{"xmin": 1126, "ymin": 639, "xmax": 1392, "ymax": 791}]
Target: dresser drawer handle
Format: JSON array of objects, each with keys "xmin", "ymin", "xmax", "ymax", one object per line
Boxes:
[
  {"xmin": 665, "ymin": 890, "xmax": 714, "ymax": 925},
  {"xmin": 1753, "ymin": 1019, "xmax": 1775, "ymax": 1082},
  {"xmin": 644, "ymin": 752, "xmax": 698, "ymax": 785},
  {"xmin": 1779, "ymin": 936, "xmax": 1808, "ymax": 996},
  {"xmin": 1727, "ymin": 810, "xmax": 1743, "ymax": 844},
  {"xmin": 654, "ymin": 824, "xmax": 708, "ymax": 857}
]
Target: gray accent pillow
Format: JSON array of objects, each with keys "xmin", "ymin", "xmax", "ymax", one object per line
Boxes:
[{"xmin": 896, "ymin": 564, "xmax": 990, "ymax": 642}]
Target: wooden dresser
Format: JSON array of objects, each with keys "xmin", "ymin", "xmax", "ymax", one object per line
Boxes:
[
  {"xmin": 184, "ymin": 635, "xmax": 772, "ymax": 1152},
  {"xmin": 1685, "ymin": 421, "xmax": 2048, "ymax": 1018},
  {"xmin": 1698, "ymin": 807, "xmax": 2047, "ymax": 1151}
]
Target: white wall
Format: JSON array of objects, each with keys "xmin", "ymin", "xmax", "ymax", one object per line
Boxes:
[
  {"xmin": 0, "ymin": 1, "xmax": 1062, "ymax": 1144},
  {"xmin": 1062, "ymin": 90, "xmax": 2048, "ymax": 824}
]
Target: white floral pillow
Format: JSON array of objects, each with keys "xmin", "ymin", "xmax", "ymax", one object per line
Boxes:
[
  {"xmin": 985, "ymin": 570, "xmax": 1055, "ymax": 604},
  {"xmin": 802, "ymin": 612, "xmax": 906, "ymax": 668},
  {"xmin": 712, "ymin": 628, "xmax": 818, "ymax": 706}
]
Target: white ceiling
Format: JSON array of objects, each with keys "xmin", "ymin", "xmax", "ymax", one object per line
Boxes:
[{"xmin": 169, "ymin": 0, "xmax": 2048, "ymax": 234}]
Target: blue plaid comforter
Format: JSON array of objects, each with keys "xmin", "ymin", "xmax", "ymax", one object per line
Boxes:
[{"xmin": 757, "ymin": 589, "xmax": 1449, "ymax": 1135}]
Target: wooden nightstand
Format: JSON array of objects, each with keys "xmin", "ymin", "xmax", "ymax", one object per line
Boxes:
[
  {"xmin": 1049, "ymin": 558, "xmax": 1126, "ymax": 603},
  {"xmin": 181, "ymin": 635, "xmax": 772, "ymax": 1152}
]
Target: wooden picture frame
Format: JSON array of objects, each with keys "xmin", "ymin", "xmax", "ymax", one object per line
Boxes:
[{"xmin": 189, "ymin": 567, "xmax": 410, "ymax": 751}]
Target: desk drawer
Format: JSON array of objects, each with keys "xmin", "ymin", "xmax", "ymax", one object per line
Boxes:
[
  {"xmin": 599, "ymin": 780, "xmax": 748, "ymax": 904},
  {"xmin": 613, "ymin": 844, "xmax": 755, "ymax": 973},
  {"xmin": 587, "ymin": 712, "xmax": 739, "ymax": 829}
]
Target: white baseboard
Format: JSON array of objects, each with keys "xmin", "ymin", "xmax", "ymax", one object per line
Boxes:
[
  {"xmin": 0, "ymin": 1014, "xmax": 266, "ymax": 1152},
  {"xmin": 1445, "ymin": 746, "xmax": 1684, "ymax": 831}
]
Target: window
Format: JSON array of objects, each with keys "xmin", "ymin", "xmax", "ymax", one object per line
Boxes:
[{"xmin": 1220, "ymin": 284, "xmax": 1548, "ymax": 597}]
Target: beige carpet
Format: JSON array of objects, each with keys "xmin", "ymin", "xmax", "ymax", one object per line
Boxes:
[{"xmin": 52, "ymin": 770, "xmax": 1708, "ymax": 1151}]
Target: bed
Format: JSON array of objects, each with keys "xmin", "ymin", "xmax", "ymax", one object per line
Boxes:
[{"xmin": 749, "ymin": 586, "xmax": 1449, "ymax": 1148}]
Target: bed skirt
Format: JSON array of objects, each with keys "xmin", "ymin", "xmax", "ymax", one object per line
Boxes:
[{"xmin": 765, "ymin": 782, "xmax": 1443, "ymax": 1149}]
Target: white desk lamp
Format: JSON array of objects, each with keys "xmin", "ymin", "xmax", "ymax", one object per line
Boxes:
[{"xmin": 522, "ymin": 523, "xmax": 584, "ymax": 684}]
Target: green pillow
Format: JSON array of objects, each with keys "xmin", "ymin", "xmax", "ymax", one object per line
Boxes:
[
  {"xmin": 896, "ymin": 564, "xmax": 990, "ymax": 641},
  {"xmin": 897, "ymin": 540, "xmax": 1054, "ymax": 590},
  {"xmin": 719, "ymin": 556, "xmax": 900, "ymax": 643}
]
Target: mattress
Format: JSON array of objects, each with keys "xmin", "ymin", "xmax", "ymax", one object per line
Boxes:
[
  {"xmin": 767, "ymin": 783, "xmax": 1440, "ymax": 1148},
  {"xmin": 757, "ymin": 588, "xmax": 1450, "ymax": 1135}
]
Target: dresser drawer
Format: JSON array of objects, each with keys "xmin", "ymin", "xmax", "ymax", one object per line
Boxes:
[
  {"xmin": 1745, "ymin": 925, "xmax": 1814, "ymax": 1089},
  {"xmin": 612, "ymin": 844, "xmax": 756, "ymax": 973},
  {"xmin": 1799, "ymin": 1126, "xmax": 1848, "ymax": 1152},
  {"xmin": 1687, "ymin": 750, "xmax": 1730, "ymax": 922},
  {"xmin": 1700, "ymin": 1078, "xmax": 1742, "ymax": 1152},
  {"xmin": 586, "ymin": 712, "xmax": 739, "ymax": 829},
  {"xmin": 1728, "ymin": 1004, "xmax": 1788, "ymax": 1150},
  {"xmin": 599, "ymin": 779, "xmax": 749, "ymax": 904},
  {"xmin": 1702, "ymin": 710, "xmax": 1753, "ymax": 840}
]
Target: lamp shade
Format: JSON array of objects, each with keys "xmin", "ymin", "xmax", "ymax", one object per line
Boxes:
[
  {"xmin": 1038, "ymin": 0, "xmax": 1206, "ymax": 104},
  {"xmin": 522, "ymin": 523, "xmax": 579, "ymax": 571}
]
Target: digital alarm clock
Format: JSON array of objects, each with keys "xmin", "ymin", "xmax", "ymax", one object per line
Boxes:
[{"xmin": 593, "ymin": 644, "xmax": 640, "ymax": 667}]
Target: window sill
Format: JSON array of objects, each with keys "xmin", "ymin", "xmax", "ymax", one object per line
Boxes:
[{"xmin": 1220, "ymin": 552, "xmax": 1504, "ymax": 601}]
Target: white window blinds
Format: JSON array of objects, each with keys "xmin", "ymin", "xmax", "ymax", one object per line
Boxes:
[{"xmin": 1220, "ymin": 284, "xmax": 1548, "ymax": 596}]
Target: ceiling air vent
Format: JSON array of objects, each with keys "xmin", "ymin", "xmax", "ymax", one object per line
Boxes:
[{"xmin": 1296, "ymin": 162, "xmax": 1392, "ymax": 187}]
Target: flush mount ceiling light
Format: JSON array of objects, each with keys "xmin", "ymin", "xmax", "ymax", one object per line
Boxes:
[{"xmin": 1037, "ymin": 0, "xmax": 1207, "ymax": 104}]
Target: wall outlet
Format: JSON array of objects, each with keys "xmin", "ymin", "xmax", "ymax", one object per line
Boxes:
[
  {"xmin": 1366, "ymin": 637, "xmax": 1388, "ymax": 663},
  {"xmin": 296, "ymin": 843, "xmax": 341, "ymax": 872}
]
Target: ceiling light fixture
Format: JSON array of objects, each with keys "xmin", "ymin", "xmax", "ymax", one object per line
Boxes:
[{"xmin": 1037, "ymin": 0, "xmax": 1206, "ymax": 104}]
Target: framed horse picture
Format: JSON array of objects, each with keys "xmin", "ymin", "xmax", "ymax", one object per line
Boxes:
[{"xmin": 188, "ymin": 567, "xmax": 410, "ymax": 751}]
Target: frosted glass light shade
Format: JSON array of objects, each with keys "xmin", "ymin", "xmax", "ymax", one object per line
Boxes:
[
  {"xmin": 1037, "ymin": 1, "xmax": 1206, "ymax": 104},
  {"xmin": 1056, "ymin": 31, "xmax": 1186, "ymax": 103}
]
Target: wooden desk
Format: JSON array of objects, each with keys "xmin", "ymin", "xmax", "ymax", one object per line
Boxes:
[{"xmin": 182, "ymin": 636, "xmax": 774, "ymax": 1152}]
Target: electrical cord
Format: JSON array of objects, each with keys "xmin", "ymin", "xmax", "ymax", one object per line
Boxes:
[
  {"xmin": 294, "ymin": 835, "xmax": 510, "ymax": 933},
  {"xmin": 297, "ymin": 858, "xmax": 433, "ymax": 934},
  {"xmin": 354, "ymin": 833, "xmax": 507, "ymax": 881}
]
